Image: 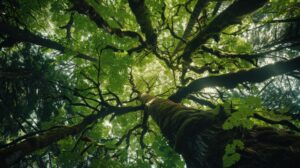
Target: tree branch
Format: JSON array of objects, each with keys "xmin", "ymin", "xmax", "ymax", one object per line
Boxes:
[
  {"xmin": 169, "ymin": 56, "xmax": 300, "ymax": 102},
  {"xmin": 188, "ymin": 95, "xmax": 216, "ymax": 109},
  {"xmin": 253, "ymin": 113, "xmax": 300, "ymax": 132},
  {"xmin": 128, "ymin": 0, "xmax": 157, "ymax": 47},
  {"xmin": 71, "ymin": 0, "xmax": 144, "ymax": 43},
  {"xmin": 0, "ymin": 22, "xmax": 97, "ymax": 62},
  {"xmin": 0, "ymin": 112, "xmax": 101, "ymax": 167},
  {"xmin": 59, "ymin": 12, "xmax": 74, "ymax": 39},
  {"xmin": 201, "ymin": 46, "xmax": 259, "ymax": 64},
  {"xmin": 172, "ymin": 0, "xmax": 210, "ymax": 55},
  {"xmin": 180, "ymin": 0, "xmax": 267, "ymax": 62},
  {"xmin": 0, "ymin": 104, "xmax": 142, "ymax": 167}
]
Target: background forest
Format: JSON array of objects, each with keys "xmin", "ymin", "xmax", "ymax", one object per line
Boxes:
[{"xmin": 1, "ymin": 0, "xmax": 300, "ymax": 167}]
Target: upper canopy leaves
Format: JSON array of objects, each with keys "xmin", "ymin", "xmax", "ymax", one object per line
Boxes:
[{"xmin": 1, "ymin": 0, "xmax": 300, "ymax": 167}]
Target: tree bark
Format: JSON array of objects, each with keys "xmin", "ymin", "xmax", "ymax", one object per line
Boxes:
[{"xmin": 141, "ymin": 94, "xmax": 300, "ymax": 168}]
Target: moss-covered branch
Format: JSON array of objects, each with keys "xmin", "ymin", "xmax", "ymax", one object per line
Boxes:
[{"xmin": 169, "ymin": 56, "xmax": 300, "ymax": 102}]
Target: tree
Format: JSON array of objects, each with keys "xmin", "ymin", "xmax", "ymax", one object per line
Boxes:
[{"xmin": 1, "ymin": 0, "xmax": 300, "ymax": 167}]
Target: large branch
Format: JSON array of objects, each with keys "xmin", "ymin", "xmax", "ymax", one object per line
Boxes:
[
  {"xmin": 172, "ymin": 0, "xmax": 210, "ymax": 55},
  {"xmin": 0, "ymin": 105, "xmax": 142, "ymax": 167},
  {"xmin": 0, "ymin": 113, "xmax": 100, "ymax": 167},
  {"xmin": 201, "ymin": 46, "xmax": 260, "ymax": 63},
  {"xmin": 0, "ymin": 22, "xmax": 97, "ymax": 62},
  {"xmin": 201, "ymin": 39, "xmax": 300, "ymax": 64},
  {"xmin": 169, "ymin": 56, "xmax": 300, "ymax": 102},
  {"xmin": 253, "ymin": 113, "xmax": 300, "ymax": 132},
  {"xmin": 71, "ymin": 0, "xmax": 144, "ymax": 43},
  {"xmin": 128, "ymin": 0, "xmax": 157, "ymax": 47},
  {"xmin": 180, "ymin": 0, "xmax": 268, "ymax": 62}
]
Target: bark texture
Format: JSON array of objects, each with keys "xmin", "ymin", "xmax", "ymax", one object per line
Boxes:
[{"xmin": 141, "ymin": 94, "xmax": 300, "ymax": 168}]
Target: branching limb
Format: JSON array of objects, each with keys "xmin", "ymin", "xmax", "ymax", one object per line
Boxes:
[
  {"xmin": 169, "ymin": 55, "xmax": 300, "ymax": 102},
  {"xmin": 59, "ymin": 12, "xmax": 74, "ymax": 39},
  {"xmin": 0, "ymin": 112, "xmax": 103, "ymax": 167},
  {"xmin": 166, "ymin": 22, "xmax": 186, "ymax": 43},
  {"xmin": 141, "ymin": 76, "xmax": 158, "ymax": 94},
  {"xmin": 253, "ymin": 113, "xmax": 300, "ymax": 132},
  {"xmin": 71, "ymin": 0, "xmax": 143, "ymax": 43},
  {"xmin": 128, "ymin": 0, "xmax": 157, "ymax": 47},
  {"xmin": 115, "ymin": 124, "xmax": 141, "ymax": 149},
  {"xmin": 0, "ymin": 22, "xmax": 97, "ymax": 62},
  {"xmin": 188, "ymin": 62, "xmax": 224, "ymax": 74},
  {"xmin": 172, "ymin": 0, "xmax": 210, "ymax": 55},
  {"xmin": 140, "ymin": 111, "xmax": 149, "ymax": 149},
  {"xmin": 101, "ymin": 43, "xmax": 146, "ymax": 55},
  {"xmin": 0, "ymin": 103, "xmax": 142, "ymax": 167},
  {"xmin": 180, "ymin": 0, "xmax": 268, "ymax": 62},
  {"xmin": 129, "ymin": 68, "xmax": 141, "ymax": 97},
  {"xmin": 188, "ymin": 95, "xmax": 216, "ymax": 109},
  {"xmin": 201, "ymin": 46, "xmax": 259, "ymax": 65}
]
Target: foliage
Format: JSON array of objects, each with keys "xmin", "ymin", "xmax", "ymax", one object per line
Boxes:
[
  {"xmin": 0, "ymin": 45, "xmax": 71, "ymax": 138},
  {"xmin": 222, "ymin": 96, "xmax": 262, "ymax": 130},
  {"xmin": 222, "ymin": 139, "xmax": 244, "ymax": 168},
  {"xmin": 1, "ymin": 0, "xmax": 300, "ymax": 167}
]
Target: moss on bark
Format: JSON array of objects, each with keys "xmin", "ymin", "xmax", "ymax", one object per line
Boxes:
[{"xmin": 141, "ymin": 94, "xmax": 300, "ymax": 168}]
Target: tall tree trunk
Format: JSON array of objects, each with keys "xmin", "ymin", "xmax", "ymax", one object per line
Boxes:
[{"xmin": 141, "ymin": 94, "xmax": 300, "ymax": 168}]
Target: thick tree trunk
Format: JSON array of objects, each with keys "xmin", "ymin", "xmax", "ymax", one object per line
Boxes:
[{"xmin": 141, "ymin": 94, "xmax": 300, "ymax": 168}]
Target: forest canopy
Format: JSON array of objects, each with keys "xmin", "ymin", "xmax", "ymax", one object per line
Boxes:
[{"xmin": 1, "ymin": 0, "xmax": 300, "ymax": 167}]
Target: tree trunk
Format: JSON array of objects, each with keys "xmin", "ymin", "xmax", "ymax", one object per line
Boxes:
[{"xmin": 141, "ymin": 94, "xmax": 300, "ymax": 168}]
